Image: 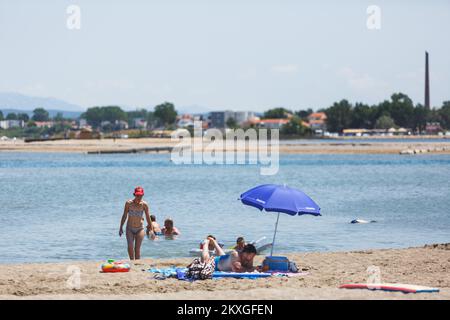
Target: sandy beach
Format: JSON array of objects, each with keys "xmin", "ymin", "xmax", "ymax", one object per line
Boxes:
[
  {"xmin": 0, "ymin": 244, "xmax": 448, "ymax": 300},
  {"xmin": 1, "ymin": 137, "xmax": 450, "ymax": 154}
]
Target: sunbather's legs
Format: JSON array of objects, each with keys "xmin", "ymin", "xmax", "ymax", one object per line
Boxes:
[
  {"xmin": 213, "ymin": 239, "xmax": 226, "ymax": 256},
  {"xmin": 201, "ymin": 239, "xmax": 211, "ymax": 263}
]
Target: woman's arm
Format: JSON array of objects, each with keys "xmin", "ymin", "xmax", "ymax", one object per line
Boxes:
[
  {"xmin": 119, "ymin": 202, "xmax": 129, "ymax": 236},
  {"xmin": 143, "ymin": 202, "xmax": 152, "ymax": 231}
]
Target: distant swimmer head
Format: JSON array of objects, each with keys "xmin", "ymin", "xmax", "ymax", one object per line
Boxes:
[
  {"xmin": 351, "ymin": 219, "xmax": 368, "ymax": 224},
  {"xmin": 164, "ymin": 218, "xmax": 174, "ymax": 228},
  {"xmin": 351, "ymin": 219, "xmax": 376, "ymax": 224}
]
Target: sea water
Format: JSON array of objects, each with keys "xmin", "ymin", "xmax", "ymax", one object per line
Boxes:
[{"xmin": 0, "ymin": 152, "xmax": 449, "ymax": 263}]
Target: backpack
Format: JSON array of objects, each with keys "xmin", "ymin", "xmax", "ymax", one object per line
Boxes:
[{"xmin": 185, "ymin": 257, "xmax": 215, "ymax": 280}]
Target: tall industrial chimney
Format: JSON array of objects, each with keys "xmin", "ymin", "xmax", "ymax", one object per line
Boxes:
[{"xmin": 425, "ymin": 51, "xmax": 430, "ymax": 109}]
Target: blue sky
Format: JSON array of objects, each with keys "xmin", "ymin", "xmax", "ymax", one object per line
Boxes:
[{"xmin": 0, "ymin": 0, "xmax": 449, "ymax": 112}]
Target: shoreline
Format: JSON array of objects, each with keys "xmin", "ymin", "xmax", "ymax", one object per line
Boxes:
[
  {"xmin": 1, "ymin": 243, "xmax": 448, "ymax": 300},
  {"xmin": 1, "ymin": 138, "xmax": 450, "ymax": 154}
]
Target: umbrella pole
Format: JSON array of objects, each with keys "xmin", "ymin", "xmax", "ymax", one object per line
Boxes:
[{"xmin": 270, "ymin": 212, "xmax": 280, "ymax": 256}]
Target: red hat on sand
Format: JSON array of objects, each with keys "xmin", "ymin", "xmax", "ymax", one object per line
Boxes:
[{"xmin": 134, "ymin": 187, "xmax": 144, "ymax": 196}]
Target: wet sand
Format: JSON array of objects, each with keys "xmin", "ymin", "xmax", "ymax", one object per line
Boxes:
[{"xmin": 1, "ymin": 244, "xmax": 449, "ymax": 300}]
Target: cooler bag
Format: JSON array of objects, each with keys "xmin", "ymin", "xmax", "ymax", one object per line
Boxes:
[{"xmin": 262, "ymin": 256, "xmax": 290, "ymax": 272}]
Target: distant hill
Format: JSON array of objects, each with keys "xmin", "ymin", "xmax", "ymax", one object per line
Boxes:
[{"xmin": 0, "ymin": 92, "xmax": 83, "ymax": 112}]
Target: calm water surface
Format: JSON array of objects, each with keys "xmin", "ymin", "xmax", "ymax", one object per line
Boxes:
[{"xmin": 0, "ymin": 152, "xmax": 449, "ymax": 263}]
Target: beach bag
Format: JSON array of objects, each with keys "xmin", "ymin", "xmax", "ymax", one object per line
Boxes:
[
  {"xmin": 262, "ymin": 256, "xmax": 290, "ymax": 272},
  {"xmin": 186, "ymin": 257, "xmax": 215, "ymax": 280}
]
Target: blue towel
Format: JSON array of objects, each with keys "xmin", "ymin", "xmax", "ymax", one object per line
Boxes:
[
  {"xmin": 148, "ymin": 266, "xmax": 186, "ymax": 278},
  {"xmin": 149, "ymin": 267, "xmax": 273, "ymax": 280}
]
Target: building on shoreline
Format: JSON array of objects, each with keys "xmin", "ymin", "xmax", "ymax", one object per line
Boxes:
[
  {"xmin": 425, "ymin": 122, "xmax": 442, "ymax": 135},
  {"xmin": 34, "ymin": 121, "xmax": 55, "ymax": 128},
  {"xmin": 210, "ymin": 110, "xmax": 256, "ymax": 129},
  {"xmin": 210, "ymin": 111, "xmax": 235, "ymax": 129},
  {"xmin": 342, "ymin": 128, "xmax": 412, "ymax": 136},
  {"xmin": 0, "ymin": 120, "xmax": 25, "ymax": 129},
  {"xmin": 132, "ymin": 118, "xmax": 148, "ymax": 129},
  {"xmin": 307, "ymin": 112, "xmax": 327, "ymax": 136},
  {"xmin": 247, "ymin": 118, "xmax": 289, "ymax": 129}
]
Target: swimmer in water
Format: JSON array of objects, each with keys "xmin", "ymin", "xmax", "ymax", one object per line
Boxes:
[
  {"xmin": 160, "ymin": 218, "xmax": 180, "ymax": 237},
  {"xmin": 233, "ymin": 237, "xmax": 247, "ymax": 253},
  {"xmin": 350, "ymin": 219, "xmax": 377, "ymax": 224}
]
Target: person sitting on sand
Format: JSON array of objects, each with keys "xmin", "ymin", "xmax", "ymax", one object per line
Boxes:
[
  {"xmin": 233, "ymin": 237, "xmax": 246, "ymax": 253},
  {"xmin": 160, "ymin": 218, "xmax": 180, "ymax": 237},
  {"xmin": 119, "ymin": 186, "xmax": 154, "ymax": 260},
  {"xmin": 201, "ymin": 236, "xmax": 257, "ymax": 272}
]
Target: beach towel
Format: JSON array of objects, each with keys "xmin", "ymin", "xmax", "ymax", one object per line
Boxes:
[
  {"xmin": 339, "ymin": 283, "xmax": 439, "ymax": 293},
  {"xmin": 176, "ymin": 269, "xmax": 272, "ymax": 280},
  {"xmin": 148, "ymin": 266, "xmax": 180, "ymax": 279},
  {"xmin": 148, "ymin": 267, "xmax": 308, "ymax": 280}
]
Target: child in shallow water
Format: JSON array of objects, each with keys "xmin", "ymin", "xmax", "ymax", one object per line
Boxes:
[
  {"xmin": 146, "ymin": 215, "xmax": 163, "ymax": 239},
  {"xmin": 150, "ymin": 215, "xmax": 162, "ymax": 233}
]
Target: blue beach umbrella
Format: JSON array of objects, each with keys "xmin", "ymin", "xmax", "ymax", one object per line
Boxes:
[{"xmin": 239, "ymin": 184, "xmax": 321, "ymax": 256}]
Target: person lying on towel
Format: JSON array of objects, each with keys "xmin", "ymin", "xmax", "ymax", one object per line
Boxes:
[{"xmin": 201, "ymin": 236, "xmax": 257, "ymax": 272}]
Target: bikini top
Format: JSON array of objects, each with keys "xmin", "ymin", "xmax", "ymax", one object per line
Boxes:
[{"xmin": 128, "ymin": 208, "xmax": 144, "ymax": 218}]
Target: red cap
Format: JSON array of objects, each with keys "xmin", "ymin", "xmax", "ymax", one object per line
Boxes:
[{"xmin": 134, "ymin": 187, "xmax": 144, "ymax": 196}]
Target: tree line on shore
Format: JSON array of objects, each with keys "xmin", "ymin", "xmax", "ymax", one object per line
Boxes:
[
  {"xmin": 260, "ymin": 93, "xmax": 450, "ymax": 134},
  {"xmin": 1, "ymin": 92, "xmax": 450, "ymax": 138},
  {"xmin": 81, "ymin": 102, "xmax": 177, "ymax": 130}
]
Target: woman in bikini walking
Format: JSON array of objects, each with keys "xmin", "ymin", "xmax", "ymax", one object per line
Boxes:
[{"xmin": 119, "ymin": 187, "xmax": 153, "ymax": 260}]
